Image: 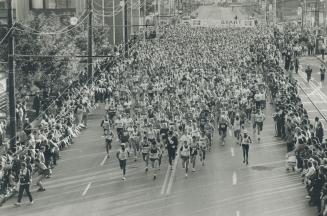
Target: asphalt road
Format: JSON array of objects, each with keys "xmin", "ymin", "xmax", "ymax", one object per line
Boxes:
[
  {"xmin": 0, "ymin": 7, "xmax": 319, "ymax": 216},
  {"xmin": 0, "ymin": 101, "xmax": 316, "ymax": 216},
  {"xmin": 197, "ymin": 5, "xmax": 251, "ymax": 20},
  {"xmin": 297, "ymin": 56, "xmax": 327, "ymax": 125}
]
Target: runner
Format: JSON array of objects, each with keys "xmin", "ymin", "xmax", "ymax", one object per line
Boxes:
[
  {"xmin": 149, "ymin": 141, "xmax": 161, "ymax": 180},
  {"xmin": 180, "ymin": 140, "xmax": 191, "ymax": 177},
  {"xmin": 167, "ymin": 130, "xmax": 178, "ymax": 169},
  {"xmin": 234, "ymin": 114, "xmax": 241, "ymax": 145},
  {"xmin": 241, "ymin": 130, "xmax": 252, "ymax": 165},
  {"xmin": 140, "ymin": 136, "xmax": 150, "ymax": 172},
  {"xmin": 255, "ymin": 109, "xmax": 265, "ymax": 141},
  {"xmin": 129, "ymin": 125, "xmax": 141, "ymax": 161},
  {"xmin": 219, "ymin": 112, "xmax": 229, "ymax": 145},
  {"xmin": 199, "ymin": 131, "xmax": 208, "ymax": 166},
  {"xmin": 190, "ymin": 136, "xmax": 199, "ymax": 172},
  {"xmin": 104, "ymin": 129, "xmax": 114, "ymax": 158},
  {"xmin": 116, "ymin": 143, "xmax": 129, "ymax": 180}
]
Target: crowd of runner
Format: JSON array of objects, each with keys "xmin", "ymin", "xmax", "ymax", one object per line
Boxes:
[
  {"xmin": 1, "ymin": 19, "xmax": 327, "ymax": 215},
  {"xmin": 97, "ymin": 24, "xmax": 274, "ymax": 181}
]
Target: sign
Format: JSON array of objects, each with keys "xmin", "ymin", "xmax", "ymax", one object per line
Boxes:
[
  {"xmin": 190, "ymin": 19, "xmax": 255, "ymax": 28},
  {"xmin": 297, "ymin": 7, "xmax": 302, "ymax": 17}
]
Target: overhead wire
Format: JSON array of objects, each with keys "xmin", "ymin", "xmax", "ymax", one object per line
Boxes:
[
  {"xmin": 0, "ymin": 24, "xmax": 16, "ymax": 46},
  {"xmin": 14, "ymin": 10, "xmax": 89, "ymax": 35},
  {"xmin": 93, "ymin": 0, "xmax": 144, "ymax": 17}
]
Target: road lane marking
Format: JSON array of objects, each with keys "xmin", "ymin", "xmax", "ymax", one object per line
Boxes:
[
  {"xmin": 100, "ymin": 155, "xmax": 107, "ymax": 166},
  {"xmin": 232, "ymin": 172, "xmax": 237, "ymax": 185},
  {"xmin": 166, "ymin": 148, "xmax": 181, "ymax": 195},
  {"xmin": 229, "ymin": 129, "xmax": 232, "ymax": 137},
  {"xmin": 82, "ymin": 182, "xmax": 92, "ymax": 196},
  {"xmin": 161, "ymin": 165, "xmax": 171, "ymax": 194},
  {"xmin": 231, "ymin": 147, "xmax": 235, "ymax": 157},
  {"xmin": 236, "ymin": 210, "xmax": 240, "ymax": 216}
]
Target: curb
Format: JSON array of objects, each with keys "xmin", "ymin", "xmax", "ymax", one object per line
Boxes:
[
  {"xmin": 0, "ymin": 190, "xmax": 16, "ymax": 207},
  {"xmin": 315, "ymin": 55, "xmax": 326, "ymax": 65}
]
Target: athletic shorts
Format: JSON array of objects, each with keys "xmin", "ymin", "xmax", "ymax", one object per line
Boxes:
[
  {"xmin": 256, "ymin": 122, "xmax": 263, "ymax": 131},
  {"xmin": 181, "ymin": 156, "xmax": 190, "ymax": 161}
]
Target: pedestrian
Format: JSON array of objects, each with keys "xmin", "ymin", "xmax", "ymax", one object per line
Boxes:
[
  {"xmin": 320, "ymin": 64, "xmax": 326, "ymax": 83},
  {"xmin": 305, "ymin": 65, "xmax": 313, "ymax": 83},
  {"xmin": 14, "ymin": 162, "xmax": 33, "ymax": 207},
  {"xmin": 241, "ymin": 130, "xmax": 252, "ymax": 165},
  {"xmin": 322, "ymin": 42, "xmax": 326, "ymax": 60},
  {"xmin": 116, "ymin": 143, "xmax": 128, "ymax": 180},
  {"xmin": 294, "ymin": 57, "xmax": 299, "ymax": 74},
  {"xmin": 33, "ymin": 158, "xmax": 48, "ymax": 192}
]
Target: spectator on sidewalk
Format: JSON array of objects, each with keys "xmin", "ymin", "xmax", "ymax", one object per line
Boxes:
[
  {"xmin": 14, "ymin": 162, "xmax": 33, "ymax": 207},
  {"xmin": 32, "ymin": 158, "xmax": 48, "ymax": 192},
  {"xmin": 33, "ymin": 92, "xmax": 41, "ymax": 117},
  {"xmin": 322, "ymin": 42, "xmax": 326, "ymax": 61},
  {"xmin": 295, "ymin": 57, "xmax": 299, "ymax": 74},
  {"xmin": 305, "ymin": 65, "xmax": 313, "ymax": 83},
  {"xmin": 320, "ymin": 64, "xmax": 326, "ymax": 83}
]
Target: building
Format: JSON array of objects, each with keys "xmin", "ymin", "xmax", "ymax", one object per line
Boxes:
[{"xmin": 0, "ymin": 0, "xmax": 147, "ymax": 45}]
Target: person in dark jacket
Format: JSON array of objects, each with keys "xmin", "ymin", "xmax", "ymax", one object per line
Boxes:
[
  {"xmin": 33, "ymin": 92, "xmax": 41, "ymax": 116},
  {"xmin": 316, "ymin": 121, "xmax": 324, "ymax": 144},
  {"xmin": 305, "ymin": 65, "xmax": 313, "ymax": 83},
  {"xmin": 14, "ymin": 162, "xmax": 33, "ymax": 206},
  {"xmin": 166, "ymin": 130, "xmax": 178, "ymax": 168}
]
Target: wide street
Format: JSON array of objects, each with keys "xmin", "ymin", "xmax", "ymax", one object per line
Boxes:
[
  {"xmin": 0, "ymin": 107, "xmax": 316, "ymax": 216},
  {"xmin": 297, "ymin": 56, "xmax": 327, "ymax": 124},
  {"xmin": 0, "ymin": 4, "xmax": 322, "ymax": 216}
]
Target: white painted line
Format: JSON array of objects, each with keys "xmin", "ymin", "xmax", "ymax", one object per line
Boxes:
[
  {"xmin": 236, "ymin": 210, "xmax": 240, "ymax": 216},
  {"xmin": 161, "ymin": 165, "xmax": 171, "ymax": 195},
  {"xmin": 166, "ymin": 147, "xmax": 180, "ymax": 195},
  {"xmin": 100, "ymin": 155, "xmax": 107, "ymax": 166},
  {"xmin": 229, "ymin": 129, "xmax": 232, "ymax": 137},
  {"xmin": 231, "ymin": 147, "xmax": 235, "ymax": 157},
  {"xmin": 232, "ymin": 172, "xmax": 237, "ymax": 185},
  {"xmin": 82, "ymin": 182, "xmax": 92, "ymax": 196}
]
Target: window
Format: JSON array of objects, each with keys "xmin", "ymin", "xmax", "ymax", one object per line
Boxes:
[{"xmin": 30, "ymin": 0, "xmax": 76, "ymax": 9}]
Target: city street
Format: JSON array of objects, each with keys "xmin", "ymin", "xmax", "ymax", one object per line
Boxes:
[
  {"xmin": 296, "ymin": 56, "xmax": 327, "ymax": 124},
  {"xmin": 0, "ymin": 1, "xmax": 323, "ymax": 216},
  {"xmin": 0, "ymin": 104, "xmax": 316, "ymax": 216}
]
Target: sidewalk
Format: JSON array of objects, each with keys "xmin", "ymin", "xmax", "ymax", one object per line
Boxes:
[
  {"xmin": 294, "ymin": 57, "xmax": 327, "ymax": 134},
  {"xmin": 0, "ymin": 104, "xmax": 99, "ymax": 207}
]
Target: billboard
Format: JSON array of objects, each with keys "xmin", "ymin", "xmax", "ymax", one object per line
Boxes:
[{"xmin": 190, "ymin": 19, "xmax": 255, "ymax": 28}]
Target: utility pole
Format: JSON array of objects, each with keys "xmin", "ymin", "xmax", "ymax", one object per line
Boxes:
[
  {"xmin": 144, "ymin": 0, "xmax": 147, "ymax": 42},
  {"xmin": 113, "ymin": 0, "xmax": 116, "ymax": 45},
  {"xmin": 7, "ymin": 0, "xmax": 16, "ymax": 149},
  {"xmin": 273, "ymin": 0, "xmax": 276, "ymax": 24},
  {"xmin": 102, "ymin": 0, "xmax": 105, "ymax": 26},
  {"xmin": 265, "ymin": 0, "xmax": 267, "ymax": 25},
  {"xmin": 302, "ymin": 2, "xmax": 304, "ymax": 32},
  {"xmin": 87, "ymin": 0, "xmax": 93, "ymax": 82},
  {"xmin": 124, "ymin": 0, "xmax": 128, "ymax": 58},
  {"xmin": 315, "ymin": 0, "xmax": 320, "ymax": 27},
  {"xmin": 131, "ymin": 0, "xmax": 133, "ymax": 36}
]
